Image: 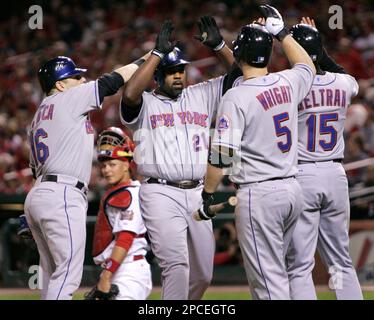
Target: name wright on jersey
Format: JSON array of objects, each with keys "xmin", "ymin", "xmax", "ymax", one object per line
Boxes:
[{"xmin": 256, "ymin": 85, "xmax": 292, "ymax": 111}]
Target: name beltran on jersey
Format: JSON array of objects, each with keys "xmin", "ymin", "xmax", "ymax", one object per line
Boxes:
[{"xmin": 298, "ymin": 88, "xmax": 347, "ymax": 111}]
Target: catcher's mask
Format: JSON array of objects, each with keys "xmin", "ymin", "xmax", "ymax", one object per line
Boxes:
[{"xmin": 97, "ymin": 127, "xmax": 134, "ymax": 162}]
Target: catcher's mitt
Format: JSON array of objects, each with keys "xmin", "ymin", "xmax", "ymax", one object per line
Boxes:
[{"xmin": 84, "ymin": 284, "xmax": 119, "ymax": 300}]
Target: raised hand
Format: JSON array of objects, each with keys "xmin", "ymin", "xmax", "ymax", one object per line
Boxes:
[
  {"xmin": 194, "ymin": 16, "xmax": 225, "ymax": 51},
  {"xmin": 251, "ymin": 17, "xmax": 266, "ymax": 25},
  {"xmin": 301, "ymin": 17, "xmax": 317, "ymax": 28},
  {"xmin": 259, "ymin": 4, "xmax": 289, "ymax": 41},
  {"xmin": 153, "ymin": 20, "xmax": 175, "ymax": 58}
]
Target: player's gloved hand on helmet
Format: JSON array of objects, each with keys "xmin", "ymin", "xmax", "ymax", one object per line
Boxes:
[
  {"xmin": 17, "ymin": 214, "xmax": 33, "ymax": 240},
  {"xmin": 197, "ymin": 190, "xmax": 216, "ymax": 220},
  {"xmin": 194, "ymin": 16, "xmax": 225, "ymax": 51},
  {"xmin": 259, "ymin": 4, "xmax": 289, "ymax": 41},
  {"xmin": 152, "ymin": 20, "xmax": 175, "ymax": 59}
]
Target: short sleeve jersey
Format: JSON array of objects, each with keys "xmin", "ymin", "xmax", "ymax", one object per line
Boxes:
[
  {"xmin": 28, "ymin": 81, "xmax": 101, "ymax": 184},
  {"xmin": 297, "ymin": 72, "xmax": 359, "ymax": 161},
  {"xmin": 121, "ymin": 76, "xmax": 225, "ymax": 181},
  {"xmin": 212, "ymin": 64, "xmax": 314, "ymax": 184}
]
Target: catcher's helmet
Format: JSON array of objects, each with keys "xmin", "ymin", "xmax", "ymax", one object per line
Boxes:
[
  {"xmin": 97, "ymin": 127, "xmax": 135, "ymax": 161},
  {"xmin": 290, "ymin": 24, "xmax": 322, "ymax": 62},
  {"xmin": 233, "ymin": 24, "xmax": 273, "ymax": 68},
  {"xmin": 154, "ymin": 47, "xmax": 190, "ymax": 86},
  {"xmin": 38, "ymin": 56, "xmax": 87, "ymax": 94}
]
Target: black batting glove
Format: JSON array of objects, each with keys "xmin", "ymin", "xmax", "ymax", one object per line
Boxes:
[
  {"xmin": 197, "ymin": 190, "xmax": 216, "ymax": 220},
  {"xmin": 152, "ymin": 20, "xmax": 175, "ymax": 59},
  {"xmin": 194, "ymin": 16, "xmax": 225, "ymax": 51},
  {"xmin": 259, "ymin": 4, "xmax": 289, "ymax": 41}
]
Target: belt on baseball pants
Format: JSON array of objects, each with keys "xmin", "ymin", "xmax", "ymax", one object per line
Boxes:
[
  {"xmin": 41, "ymin": 174, "xmax": 87, "ymax": 191},
  {"xmin": 147, "ymin": 178, "xmax": 202, "ymax": 189},
  {"xmin": 298, "ymin": 159, "xmax": 342, "ymax": 164},
  {"xmin": 234, "ymin": 175, "xmax": 295, "ymax": 189}
]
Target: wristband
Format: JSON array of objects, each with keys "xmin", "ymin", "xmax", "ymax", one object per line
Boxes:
[
  {"xmin": 103, "ymin": 258, "xmax": 120, "ymax": 274},
  {"xmin": 151, "ymin": 49, "xmax": 164, "ymax": 59},
  {"xmin": 213, "ymin": 40, "xmax": 225, "ymax": 51},
  {"xmin": 198, "ymin": 208, "xmax": 216, "ymax": 220},
  {"xmin": 202, "ymin": 189, "xmax": 214, "ymax": 200},
  {"xmin": 275, "ymin": 28, "xmax": 289, "ymax": 41}
]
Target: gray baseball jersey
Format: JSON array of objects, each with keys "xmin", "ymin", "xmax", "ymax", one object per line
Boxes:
[
  {"xmin": 212, "ymin": 63, "xmax": 315, "ymax": 184},
  {"xmin": 212, "ymin": 63, "xmax": 314, "ymax": 299},
  {"xmin": 28, "ymin": 80, "xmax": 101, "ymax": 184},
  {"xmin": 287, "ymin": 71, "xmax": 363, "ymax": 300},
  {"xmin": 121, "ymin": 76, "xmax": 224, "ymax": 181},
  {"xmin": 298, "ymin": 72, "xmax": 359, "ymax": 161}
]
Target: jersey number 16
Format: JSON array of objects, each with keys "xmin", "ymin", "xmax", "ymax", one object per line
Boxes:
[{"xmin": 29, "ymin": 128, "xmax": 50, "ymax": 165}]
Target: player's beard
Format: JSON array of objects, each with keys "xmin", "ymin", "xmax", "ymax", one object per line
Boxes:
[{"xmin": 158, "ymin": 81, "xmax": 184, "ymax": 99}]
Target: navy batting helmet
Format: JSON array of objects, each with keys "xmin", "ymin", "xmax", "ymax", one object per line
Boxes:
[
  {"xmin": 233, "ymin": 24, "xmax": 273, "ymax": 68},
  {"xmin": 154, "ymin": 47, "xmax": 190, "ymax": 86},
  {"xmin": 290, "ymin": 24, "xmax": 322, "ymax": 62},
  {"xmin": 38, "ymin": 56, "xmax": 87, "ymax": 94}
]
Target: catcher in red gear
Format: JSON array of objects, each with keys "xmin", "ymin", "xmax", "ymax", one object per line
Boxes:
[{"xmin": 86, "ymin": 127, "xmax": 152, "ymax": 300}]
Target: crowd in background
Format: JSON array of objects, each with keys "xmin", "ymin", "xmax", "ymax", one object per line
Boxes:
[{"xmin": 1, "ymin": 0, "xmax": 374, "ymax": 218}]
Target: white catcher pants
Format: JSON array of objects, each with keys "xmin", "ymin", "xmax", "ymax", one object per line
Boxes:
[{"xmin": 111, "ymin": 258, "xmax": 152, "ymax": 300}]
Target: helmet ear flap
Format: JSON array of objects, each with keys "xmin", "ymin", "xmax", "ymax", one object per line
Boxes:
[{"xmin": 154, "ymin": 69, "xmax": 165, "ymax": 87}]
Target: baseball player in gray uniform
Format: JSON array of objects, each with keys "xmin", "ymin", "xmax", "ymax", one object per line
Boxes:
[
  {"xmin": 199, "ymin": 5, "xmax": 316, "ymax": 300},
  {"xmin": 120, "ymin": 18, "xmax": 236, "ymax": 300},
  {"xmin": 24, "ymin": 52, "xmax": 149, "ymax": 300},
  {"xmin": 286, "ymin": 18, "xmax": 363, "ymax": 300}
]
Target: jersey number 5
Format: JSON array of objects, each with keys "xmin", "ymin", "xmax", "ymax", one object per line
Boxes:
[
  {"xmin": 29, "ymin": 128, "xmax": 50, "ymax": 165},
  {"xmin": 306, "ymin": 113, "xmax": 338, "ymax": 152},
  {"xmin": 273, "ymin": 112, "xmax": 292, "ymax": 153}
]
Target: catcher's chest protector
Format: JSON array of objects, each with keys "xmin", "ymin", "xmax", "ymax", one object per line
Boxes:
[{"xmin": 92, "ymin": 185, "xmax": 132, "ymax": 256}]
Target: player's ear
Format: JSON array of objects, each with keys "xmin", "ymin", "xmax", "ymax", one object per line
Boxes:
[
  {"xmin": 55, "ymin": 80, "xmax": 67, "ymax": 92},
  {"xmin": 123, "ymin": 160, "xmax": 130, "ymax": 172}
]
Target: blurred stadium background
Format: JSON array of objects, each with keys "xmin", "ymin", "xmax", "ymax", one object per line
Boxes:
[{"xmin": 1, "ymin": 0, "xmax": 374, "ymax": 299}]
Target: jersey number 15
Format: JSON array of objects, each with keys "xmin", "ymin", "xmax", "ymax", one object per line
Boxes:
[{"xmin": 306, "ymin": 113, "xmax": 338, "ymax": 152}]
